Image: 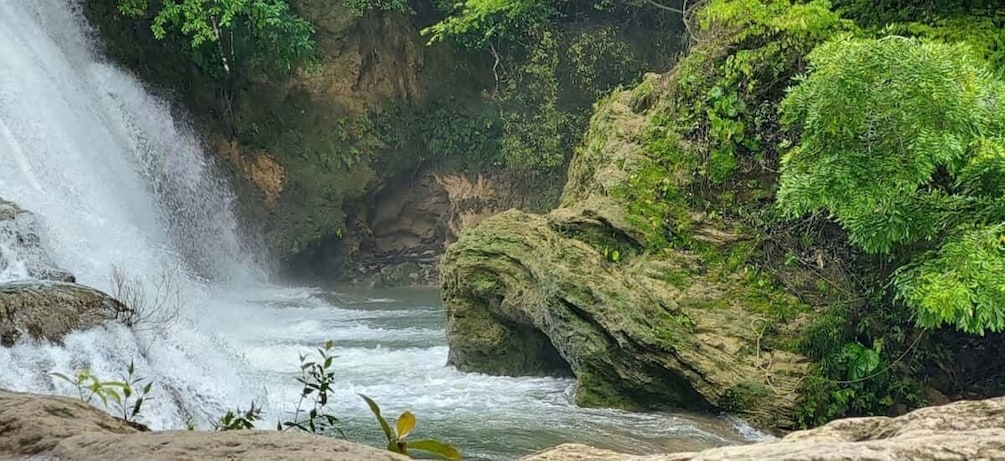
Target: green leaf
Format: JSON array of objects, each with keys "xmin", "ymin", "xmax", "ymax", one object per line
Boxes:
[
  {"xmin": 359, "ymin": 394, "xmax": 395, "ymax": 442},
  {"xmin": 51, "ymin": 372, "xmax": 74, "ymax": 385},
  {"xmin": 101, "ymin": 381, "xmax": 129, "ymax": 388},
  {"xmin": 407, "ymin": 439, "xmax": 463, "ymax": 460}
]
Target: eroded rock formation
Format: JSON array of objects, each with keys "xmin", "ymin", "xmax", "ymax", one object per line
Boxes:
[
  {"xmin": 0, "ymin": 198, "xmax": 132, "ymax": 347},
  {"xmin": 442, "ymin": 81, "xmax": 819, "ymax": 429},
  {"xmin": 0, "ymin": 390, "xmax": 408, "ymax": 461},
  {"xmin": 522, "ymin": 397, "xmax": 1005, "ymax": 460},
  {"xmin": 0, "ymin": 280, "xmax": 132, "ymax": 347}
]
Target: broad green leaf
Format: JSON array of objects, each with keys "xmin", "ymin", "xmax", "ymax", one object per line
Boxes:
[{"xmin": 408, "ymin": 439, "xmax": 463, "ymax": 460}]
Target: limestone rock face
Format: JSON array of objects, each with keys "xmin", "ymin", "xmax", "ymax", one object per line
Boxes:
[
  {"xmin": 51, "ymin": 431, "xmax": 410, "ymax": 461},
  {"xmin": 0, "ymin": 280, "xmax": 132, "ymax": 346},
  {"xmin": 441, "ymin": 86, "xmax": 811, "ymax": 429},
  {"xmin": 0, "ymin": 391, "xmax": 409, "ymax": 460},
  {"xmin": 0, "ymin": 198, "xmax": 75, "ymax": 283},
  {"xmin": 521, "ymin": 397, "xmax": 1005, "ymax": 460},
  {"xmin": 0, "ymin": 391, "xmax": 140, "ymax": 456}
]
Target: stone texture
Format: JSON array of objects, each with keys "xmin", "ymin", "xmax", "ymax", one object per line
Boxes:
[
  {"xmin": 0, "ymin": 198, "xmax": 75, "ymax": 283},
  {"xmin": 51, "ymin": 431, "xmax": 410, "ymax": 461},
  {"xmin": 0, "ymin": 391, "xmax": 409, "ymax": 460},
  {"xmin": 0, "ymin": 280, "xmax": 132, "ymax": 346},
  {"xmin": 441, "ymin": 87, "xmax": 812, "ymax": 429},
  {"xmin": 521, "ymin": 397, "xmax": 1005, "ymax": 460},
  {"xmin": 0, "ymin": 391, "xmax": 140, "ymax": 456}
]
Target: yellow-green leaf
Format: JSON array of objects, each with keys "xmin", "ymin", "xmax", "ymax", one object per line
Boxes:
[{"xmin": 395, "ymin": 411, "xmax": 416, "ymax": 440}]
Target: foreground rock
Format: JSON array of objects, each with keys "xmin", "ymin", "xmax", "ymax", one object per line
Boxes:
[
  {"xmin": 522, "ymin": 397, "xmax": 1005, "ymax": 460},
  {"xmin": 0, "ymin": 198, "xmax": 75, "ymax": 283},
  {"xmin": 442, "ymin": 85, "xmax": 815, "ymax": 429},
  {"xmin": 0, "ymin": 280, "xmax": 132, "ymax": 346},
  {"xmin": 0, "ymin": 391, "xmax": 408, "ymax": 460}
]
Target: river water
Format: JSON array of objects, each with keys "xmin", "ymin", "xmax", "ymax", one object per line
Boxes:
[{"xmin": 0, "ymin": 0, "xmax": 760, "ymax": 458}]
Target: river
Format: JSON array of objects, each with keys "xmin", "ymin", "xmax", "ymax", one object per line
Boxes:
[{"xmin": 0, "ymin": 0, "xmax": 760, "ymax": 458}]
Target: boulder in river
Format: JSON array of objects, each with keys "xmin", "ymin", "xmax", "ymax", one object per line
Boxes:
[
  {"xmin": 521, "ymin": 396, "xmax": 1005, "ymax": 460},
  {"xmin": 0, "ymin": 390, "xmax": 409, "ymax": 460},
  {"xmin": 441, "ymin": 85, "xmax": 816, "ymax": 429},
  {"xmin": 0, "ymin": 197, "xmax": 76, "ymax": 283},
  {"xmin": 0, "ymin": 280, "xmax": 132, "ymax": 346}
]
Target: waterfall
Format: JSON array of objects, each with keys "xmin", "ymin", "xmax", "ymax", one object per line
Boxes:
[
  {"xmin": 0, "ymin": 0, "xmax": 263, "ymax": 428},
  {"xmin": 0, "ymin": 1, "xmax": 762, "ymax": 457}
]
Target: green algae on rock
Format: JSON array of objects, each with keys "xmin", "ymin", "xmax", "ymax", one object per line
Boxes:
[{"xmin": 442, "ymin": 86, "xmax": 815, "ymax": 430}]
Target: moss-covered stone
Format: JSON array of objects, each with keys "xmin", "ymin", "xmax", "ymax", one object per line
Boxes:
[
  {"xmin": 0, "ymin": 281, "xmax": 132, "ymax": 347},
  {"xmin": 440, "ymin": 9, "xmax": 860, "ymax": 428}
]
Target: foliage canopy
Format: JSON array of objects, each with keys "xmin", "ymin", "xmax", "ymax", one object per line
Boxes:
[
  {"xmin": 117, "ymin": 0, "xmax": 316, "ymax": 74},
  {"xmin": 778, "ymin": 36, "xmax": 1005, "ymax": 334}
]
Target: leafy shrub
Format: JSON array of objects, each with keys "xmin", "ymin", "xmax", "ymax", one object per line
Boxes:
[
  {"xmin": 342, "ymin": 0, "xmax": 411, "ymax": 17},
  {"xmin": 214, "ymin": 401, "xmax": 264, "ymax": 431},
  {"xmin": 566, "ymin": 27, "xmax": 638, "ymax": 99},
  {"xmin": 277, "ymin": 340, "xmax": 343, "ymax": 435},
  {"xmin": 497, "ymin": 28, "xmax": 568, "ymax": 171},
  {"xmin": 361, "ymin": 395, "xmax": 462, "ymax": 460},
  {"xmin": 422, "ymin": 0, "xmax": 559, "ymax": 49},
  {"xmin": 777, "ymin": 36, "xmax": 1005, "ymax": 334},
  {"xmin": 117, "ymin": 0, "xmax": 316, "ymax": 75}
]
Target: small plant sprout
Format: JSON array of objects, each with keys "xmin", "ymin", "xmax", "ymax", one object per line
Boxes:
[
  {"xmin": 360, "ymin": 394, "xmax": 462, "ymax": 460},
  {"xmin": 277, "ymin": 340, "xmax": 343, "ymax": 435},
  {"xmin": 52, "ymin": 359, "xmax": 153, "ymax": 424},
  {"xmin": 214, "ymin": 401, "xmax": 264, "ymax": 431}
]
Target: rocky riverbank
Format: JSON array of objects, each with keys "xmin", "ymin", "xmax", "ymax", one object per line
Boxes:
[
  {"xmin": 523, "ymin": 396, "xmax": 1005, "ymax": 460},
  {"xmin": 0, "ymin": 390, "xmax": 407, "ymax": 460}
]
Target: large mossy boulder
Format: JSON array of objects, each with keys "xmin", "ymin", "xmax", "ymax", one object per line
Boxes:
[
  {"xmin": 0, "ymin": 281, "xmax": 132, "ymax": 347},
  {"xmin": 0, "ymin": 198, "xmax": 75, "ymax": 283},
  {"xmin": 443, "ymin": 88, "xmax": 814, "ymax": 429}
]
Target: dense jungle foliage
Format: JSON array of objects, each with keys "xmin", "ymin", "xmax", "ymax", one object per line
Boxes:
[{"xmin": 109, "ymin": 0, "xmax": 1005, "ymax": 429}]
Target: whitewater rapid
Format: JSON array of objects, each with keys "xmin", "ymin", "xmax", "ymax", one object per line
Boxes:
[{"xmin": 0, "ymin": 1, "xmax": 760, "ymax": 458}]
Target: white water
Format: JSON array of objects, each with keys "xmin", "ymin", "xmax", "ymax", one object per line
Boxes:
[{"xmin": 0, "ymin": 1, "xmax": 761, "ymax": 458}]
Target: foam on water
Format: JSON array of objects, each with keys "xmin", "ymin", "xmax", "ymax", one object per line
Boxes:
[{"xmin": 0, "ymin": 1, "xmax": 762, "ymax": 458}]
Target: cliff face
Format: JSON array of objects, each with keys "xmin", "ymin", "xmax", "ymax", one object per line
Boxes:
[
  {"xmin": 81, "ymin": 1, "xmax": 679, "ymax": 285},
  {"xmin": 84, "ymin": 0, "xmax": 462, "ymax": 266},
  {"xmin": 80, "ymin": 1, "xmax": 560, "ymax": 284}
]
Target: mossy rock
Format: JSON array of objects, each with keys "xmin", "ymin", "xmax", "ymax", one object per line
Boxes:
[
  {"xmin": 0, "ymin": 281, "xmax": 132, "ymax": 347},
  {"xmin": 442, "ymin": 209, "xmax": 811, "ymax": 429},
  {"xmin": 441, "ymin": 56, "xmax": 827, "ymax": 429}
]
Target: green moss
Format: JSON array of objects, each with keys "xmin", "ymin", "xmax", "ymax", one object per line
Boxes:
[
  {"xmin": 720, "ymin": 381, "xmax": 772, "ymax": 413},
  {"xmin": 575, "ymin": 370, "xmax": 639, "ymax": 409}
]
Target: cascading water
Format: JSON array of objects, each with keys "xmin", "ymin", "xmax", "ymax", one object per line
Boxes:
[
  {"xmin": 0, "ymin": 1, "xmax": 763, "ymax": 458},
  {"xmin": 0, "ymin": 0, "xmax": 265, "ymax": 429}
]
